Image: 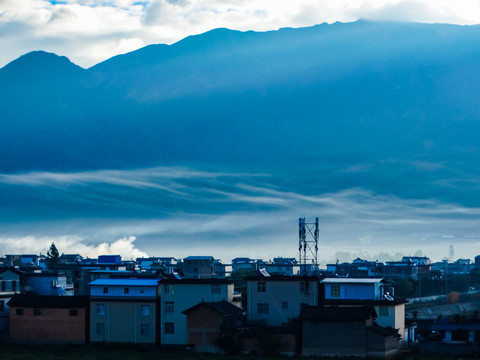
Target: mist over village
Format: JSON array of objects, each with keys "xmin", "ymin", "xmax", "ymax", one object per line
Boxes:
[{"xmin": 4, "ymin": 0, "xmax": 480, "ymax": 359}]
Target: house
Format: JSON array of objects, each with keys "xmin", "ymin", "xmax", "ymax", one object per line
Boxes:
[
  {"xmin": 232, "ymin": 258, "xmax": 257, "ymax": 273},
  {"xmin": 321, "ymin": 278, "xmax": 406, "ymax": 341},
  {"xmin": 182, "ymin": 300, "xmax": 244, "ymax": 353},
  {"xmin": 23, "ymin": 272, "xmax": 74, "ymax": 296},
  {"xmin": 58, "ymin": 254, "xmax": 83, "ymax": 264},
  {"xmin": 256, "ymin": 258, "xmax": 300, "ymax": 276},
  {"xmin": 182, "ymin": 256, "xmax": 215, "ymax": 279},
  {"xmin": 89, "ymin": 278, "xmax": 160, "ymax": 344},
  {"xmin": 301, "ymin": 305, "xmax": 400, "ymax": 358},
  {"xmin": 8, "ymin": 294, "xmax": 89, "ymax": 344},
  {"xmin": 246, "ymin": 275, "xmax": 319, "ymax": 326},
  {"xmin": 159, "ymin": 278, "xmax": 235, "ymax": 345},
  {"xmin": 0, "ymin": 267, "xmax": 21, "ymax": 341}
]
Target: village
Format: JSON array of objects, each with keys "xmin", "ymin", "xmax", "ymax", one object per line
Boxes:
[{"xmin": 1, "ymin": 237, "xmax": 480, "ymax": 359}]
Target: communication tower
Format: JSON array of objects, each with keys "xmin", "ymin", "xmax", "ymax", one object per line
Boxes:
[{"xmin": 298, "ymin": 217, "xmax": 319, "ymax": 275}]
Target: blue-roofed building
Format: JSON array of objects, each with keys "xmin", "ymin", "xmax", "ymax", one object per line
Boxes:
[
  {"xmin": 321, "ymin": 278, "xmax": 407, "ymax": 342},
  {"xmin": 89, "ymin": 278, "xmax": 161, "ymax": 344}
]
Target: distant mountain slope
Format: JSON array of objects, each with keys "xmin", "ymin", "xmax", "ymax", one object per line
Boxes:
[{"xmin": 2, "ymin": 21, "xmax": 480, "ymax": 177}]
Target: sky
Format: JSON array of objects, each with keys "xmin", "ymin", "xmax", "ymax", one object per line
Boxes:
[
  {"xmin": 0, "ymin": 165, "xmax": 478, "ymax": 263},
  {"xmin": 2, "ymin": 0, "xmax": 480, "ymax": 68},
  {"xmin": 2, "ymin": 1, "xmax": 480, "ymax": 263}
]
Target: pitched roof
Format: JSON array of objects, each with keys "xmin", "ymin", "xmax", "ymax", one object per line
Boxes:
[
  {"xmin": 0, "ymin": 267, "xmax": 22, "ymax": 275},
  {"xmin": 8, "ymin": 294, "xmax": 89, "ymax": 308},
  {"xmin": 182, "ymin": 300, "xmax": 244, "ymax": 315},
  {"xmin": 301, "ymin": 305, "xmax": 376, "ymax": 321}
]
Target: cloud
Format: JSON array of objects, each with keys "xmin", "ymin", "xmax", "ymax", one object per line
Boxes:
[
  {"xmin": 1, "ymin": 0, "xmax": 480, "ymax": 68},
  {"xmin": 0, "ymin": 235, "xmax": 147, "ymax": 259},
  {"xmin": 1, "ymin": 165, "xmax": 480, "ymax": 262}
]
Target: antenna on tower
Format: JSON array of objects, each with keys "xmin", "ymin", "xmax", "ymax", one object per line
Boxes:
[{"xmin": 298, "ymin": 217, "xmax": 319, "ymax": 275}]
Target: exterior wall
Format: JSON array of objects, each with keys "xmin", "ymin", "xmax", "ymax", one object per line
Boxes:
[
  {"xmin": 367, "ymin": 330, "xmax": 400, "ymax": 358},
  {"xmin": 9, "ymin": 307, "xmax": 87, "ymax": 344},
  {"xmin": 90, "ymin": 300, "xmax": 158, "ymax": 344},
  {"xmin": 324, "ymin": 283, "xmax": 377, "ymax": 300},
  {"xmin": 160, "ymin": 282, "xmax": 234, "ymax": 345},
  {"xmin": 186, "ymin": 306, "xmax": 223, "ymax": 352},
  {"xmin": 302, "ymin": 320, "xmax": 367, "ymax": 357},
  {"xmin": 23, "ymin": 275, "xmax": 72, "ymax": 296},
  {"xmin": 374, "ymin": 303, "xmax": 405, "ymax": 341},
  {"xmin": 0, "ymin": 270, "xmax": 21, "ymax": 341},
  {"xmin": 90, "ymin": 285, "xmax": 158, "ymax": 298},
  {"xmin": 247, "ymin": 279, "xmax": 318, "ymax": 326}
]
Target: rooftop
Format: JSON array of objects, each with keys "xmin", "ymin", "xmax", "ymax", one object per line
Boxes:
[{"xmin": 321, "ymin": 278, "xmax": 383, "ymax": 284}]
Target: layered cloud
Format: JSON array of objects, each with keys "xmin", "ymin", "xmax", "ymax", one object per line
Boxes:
[
  {"xmin": 1, "ymin": 165, "xmax": 480, "ymax": 263},
  {"xmin": 1, "ymin": 0, "xmax": 480, "ymax": 68}
]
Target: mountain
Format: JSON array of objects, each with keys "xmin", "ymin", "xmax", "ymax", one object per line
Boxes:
[{"xmin": 2, "ymin": 21, "xmax": 480, "ymax": 205}]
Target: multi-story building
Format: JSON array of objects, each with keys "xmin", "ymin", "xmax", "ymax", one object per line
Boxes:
[
  {"xmin": 320, "ymin": 278, "xmax": 406, "ymax": 341},
  {"xmin": 89, "ymin": 278, "xmax": 161, "ymax": 344},
  {"xmin": 182, "ymin": 256, "xmax": 216, "ymax": 279},
  {"xmin": 159, "ymin": 278, "xmax": 235, "ymax": 345},
  {"xmin": 0, "ymin": 267, "xmax": 21, "ymax": 341},
  {"xmin": 246, "ymin": 275, "xmax": 319, "ymax": 326}
]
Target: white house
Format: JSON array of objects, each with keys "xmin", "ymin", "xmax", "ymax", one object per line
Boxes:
[{"xmin": 159, "ymin": 278, "xmax": 234, "ymax": 345}]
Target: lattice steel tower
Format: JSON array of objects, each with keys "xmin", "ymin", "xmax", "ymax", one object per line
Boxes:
[{"xmin": 298, "ymin": 217, "xmax": 319, "ymax": 275}]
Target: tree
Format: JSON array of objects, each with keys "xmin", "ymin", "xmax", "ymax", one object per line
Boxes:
[{"xmin": 46, "ymin": 242, "xmax": 60, "ymax": 267}]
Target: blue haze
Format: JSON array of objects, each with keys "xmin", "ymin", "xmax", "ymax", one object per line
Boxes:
[{"xmin": 1, "ymin": 21, "xmax": 480, "ymax": 261}]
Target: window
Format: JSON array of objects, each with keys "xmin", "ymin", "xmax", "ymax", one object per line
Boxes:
[
  {"xmin": 33, "ymin": 308, "xmax": 42, "ymax": 316},
  {"xmin": 257, "ymin": 281, "xmax": 266, "ymax": 292},
  {"xmin": 165, "ymin": 284, "xmax": 174, "ymax": 294},
  {"xmin": 16, "ymin": 308, "xmax": 24, "ymax": 316},
  {"xmin": 96, "ymin": 304, "xmax": 105, "ymax": 316},
  {"xmin": 165, "ymin": 301, "xmax": 174, "ymax": 313},
  {"xmin": 139, "ymin": 287, "xmax": 145, "ymax": 294},
  {"xmin": 164, "ymin": 322, "xmax": 174, "ymax": 334},
  {"xmin": 1, "ymin": 281, "xmax": 5, "ymax": 292},
  {"xmin": 211, "ymin": 285, "xmax": 221, "ymax": 294},
  {"xmin": 103, "ymin": 287, "xmax": 108, "ymax": 294},
  {"xmin": 379, "ymin": 306, "xmax": 389, "ymax": 316},
  {"xmin": 141, "ymin": 305, "xmax": 150, "ymax": 316},
  {"xmin": 140, "ymin": 324, "xmax": 149, "ymax": 336},
  {"xmin": 330, "ymin": 285, "xmax": 340, "ymax": 298},
  {"xmin": 257, "ymin": 303, "xmax": 269, "ymax": 314},
  {"xmin": 0, "ymin": 300, "xmax": 4, "ymax": 312},
  {"xmin": 124, "ymin": 287, "xmax": 129, "ymax": 294},
  {"xmin": 12, "ymin": 281, "xmax": 16, "ymax": 292},
  {"xmin": 282, "ymin": 301, "xmax": 288, "ymax": 309},
  {"xmin": 96, "ymin": 323, "xmax": 105, "ymax": 336},
  {"xmin": 70, "ymin": 309, "xmax": 78, "ymax": 316}
]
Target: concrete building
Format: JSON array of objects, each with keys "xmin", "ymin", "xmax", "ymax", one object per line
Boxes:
[
  {"xmin": 182, "ymin": 256, "xmax": 215, "ymax": 279},
  {"xmin": 321, "ymin": 278, "xmax": 406, "ymax": 341},
  {"xmin": 8, "ymin": 294, "xmax": 89, "ymax": 344},
  {"xmin": 246, "ymin": 275, "xmax": 319, "ymax": 326},
  {"xmin": 301, "ymin": 306, "xmax": 400, "ymax": 358},
  {"xmin": 89, "ymin": 278, "xmax": 161, "ymax": 344},
  {"xmin": 0, "ymin": 267, "xmax": 21, "ymax": 341},
  {"xmin": 159, "ymin": 278, "xmax": 234, "ymax": 345},
  {"xmin": 23, "ymin": 272, "xmax": 74, "ymax": 296}
]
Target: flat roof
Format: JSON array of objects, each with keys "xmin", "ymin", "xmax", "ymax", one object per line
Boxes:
[
  {"xmin": 321, "ymin": 278, "xmax": 383, "ymax": 284},
  {"xmin": 89, "ymin": 279, "xmax": 160, "ymax": 287}
]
